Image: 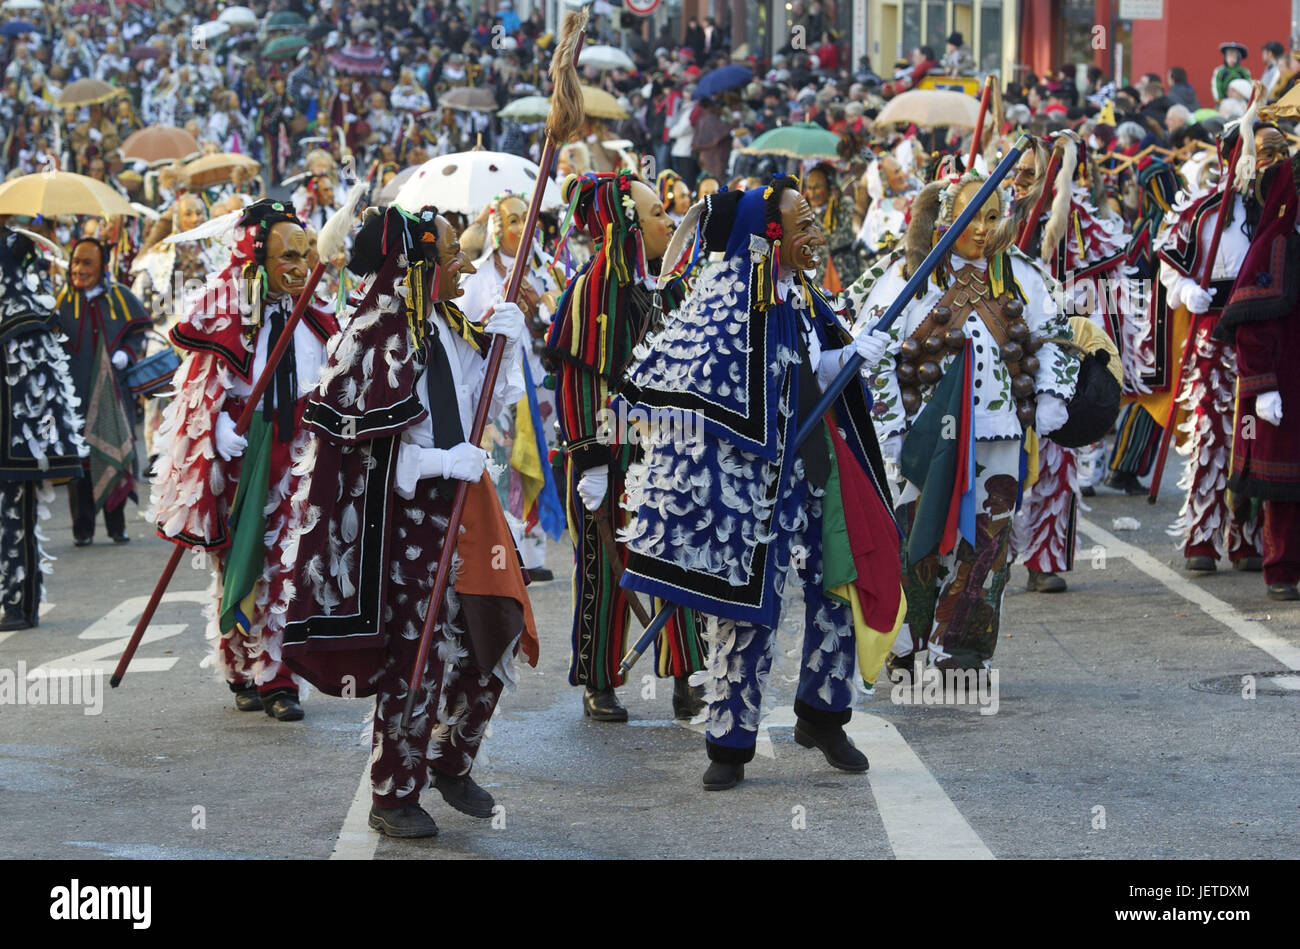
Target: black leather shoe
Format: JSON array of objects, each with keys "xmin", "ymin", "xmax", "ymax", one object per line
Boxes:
[
  {"xmin": 233, "ymin": 686, "xmax": 263, "ymax": 712},
  {"xmin": 109, "ymin": 533, "xmax": 130, "ymax": 544},
  {"xmin": 0, "ymin": 614, "xmax": 34, "ymax": 631},
  {"xmin": 74, "ymin": 536, "xmax": 92, "ymax": 547},
  {"xmin": 1185, "ymin": 555, "xmax": 1217, "ymax": 573},
  {"xmin": 1026, "ymin": 570, "xmax": 1067, "ymax": 592},
  {"xmin": 582, "ymin": 687, "xmax": 628, "ymax": 722},
  {"xmin": 702, "ymin": 761, "xmax": 744, "ymax": 791},
  {"xmin": 794, "ymin": 720, "xmax": 869, "ymax": 772},
  {"xmin": 886, "ymin": 652, "xmax": 919, "ymax": 682},
  {"xmin": 368, "ymin": 803, "xmax": 438, "ymax": 838},
  {"xmin": 1267, "ymin": 583, "xmax": 1300, "ymax": 601},
  {"xmin": 672, "ymin": 675, "xmax": 705, "ymax": 720},
  {"xmin": 1232, "ymin": 557, "xmax": 1264, "ymax": 572},
  {"xmin": 263, "ymin": 692, "xmax": 304, "ymax": 721},
  {"xmin": 1080, "ymin": 484, "xmax": 1096, "ymax": 497},
  {"xmin": 527, "ymin": 567, "xmax": 554, "ymax": 581},
  {"xmin": 432, "ymin": 771, "xmax": 495, "ymax": 818},
  {"xmin": 1106, "ymin": 472, "xmax": 1146, "ymax": 496}
]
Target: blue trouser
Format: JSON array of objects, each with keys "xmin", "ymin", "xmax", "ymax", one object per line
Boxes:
[{"xmin": 701, "ymin": 471, "xmax": 857, "ymax": 763}]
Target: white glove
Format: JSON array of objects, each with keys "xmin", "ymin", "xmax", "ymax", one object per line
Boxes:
[
  {"xmin": 484, "ymin": 300, "xmax": 525, "ymax": 346},
  {"xmin": 880, "ymin": 434, "xmax": 903, "ymax": 467},
  {"xmin": 422, "ymin": 442, "xmax": 489, "ymax": 482},
  {"xmin": 1035, "ymin": 394, "xmax": 1070, "ymax": 436},
  {"xmin": 1183, "ymin": 283, "xmax": 1215, "ymax": 315},
  {"xmin": 214, "ymin": 412, "xmax": 247, "ymax": 461},
  {"xmin": 111, "ymin": 349, "xmax": 130, "ymax": 370},
  {"xmin": 1256, "ymin": 390, "xmax": 1283, "ymax": 427},
  {"xmin": 577, "ymin": 464, "xmax": 609, "ymax": 511},
  {"xmin": 852, "ymin": 328, "xmax": 892, "ymax": 366},
  {"xmin": 281, "ymin": 106, "xmax": 293, "ymax": 118},
  {"xmin": 88, "ymin": 127, "xmax": 102, "ymax": 143}
]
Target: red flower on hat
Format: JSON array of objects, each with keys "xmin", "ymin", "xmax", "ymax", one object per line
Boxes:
[{"xmin": 766, "ymin": 221, "xmax": 782, "ymax": 241}]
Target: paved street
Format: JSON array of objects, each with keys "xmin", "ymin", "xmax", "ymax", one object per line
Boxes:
[{"xmin": 2, "ymin": 467, "xmax": 1298, "ymax": 861}]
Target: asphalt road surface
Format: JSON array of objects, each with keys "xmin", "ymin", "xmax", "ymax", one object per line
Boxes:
[{"xmin": 2, "ymin": 464, "xmax": 1297, "ymax": 861}]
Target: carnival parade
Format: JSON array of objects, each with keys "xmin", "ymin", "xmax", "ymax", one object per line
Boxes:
[{"xmin": 1, "ymin": 0, "xmax": 1298, "ymax": 877}]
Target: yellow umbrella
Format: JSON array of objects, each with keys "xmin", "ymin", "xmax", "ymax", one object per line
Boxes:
[
  {"xmin": 0, "ymin": 171, "xmax": 138, "ymax": 218},
  {"xmin": 874, "ymin": 89, "xmax": 981, "ymax": 129},
  {"xmin": 570, "ymin": 84, "xmax": 628, "ymax": 120},
  {"xmin": 59, "ymin": 78, "xmax": 124, "ymax": 108},
  {"xmin": 182, "ymin": 152, "xmax": 260, "ymax": 189}
]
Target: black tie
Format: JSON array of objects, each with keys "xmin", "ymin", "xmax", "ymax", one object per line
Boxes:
[
  {"xmin": 424, "ymin": 319, "xmax": 467, "ymax": 499},
  {"xmin": 262, "ymin": 302, "xmax": 296, "ymax": 442},
  {"xmin": 796, "ymin": 319, "xmax": 831, "ymax": 489}
]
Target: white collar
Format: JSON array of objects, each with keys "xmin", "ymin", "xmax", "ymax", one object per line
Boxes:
[{"xmin": 952, "ymin": 253, "xmax": 988, "ymax": 272}]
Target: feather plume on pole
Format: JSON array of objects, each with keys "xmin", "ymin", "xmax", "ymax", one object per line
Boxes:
[
  {"xmin": 1233, "ymin": 83, "xmax": 1262, "ymax": 195},
  {"xmin": 398, "ymin": 7, "xmax": 590, "ymax": 733},
  {"xmin": 1038, "ymin": 135, "xmax": 1077, "ymax": 259},
  {"xmin": 113, "ymin": 163, "xmax": 378, "ymax": 691}
]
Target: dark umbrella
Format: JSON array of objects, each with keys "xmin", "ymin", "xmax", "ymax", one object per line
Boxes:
[
  {"xmin": 306, "ymin": 21, "xmax": 331, "ymax": 42},
  {"xmin": 262, "ymin": 35, "xmax": 308, "ymax": 61},
  {"xmin": 126, "ymin": 45, "xmax": 165, "ymax": 61},
  {"xmin": 264, "ymin": 10, "xmax": 307, "ymax": 31},
  {"xmin": 692, "ymin": 64, "xmax": 753, "ymax": 100},
  {"xmin": 328, "ymin": 44, "xmax": 385, "ymax": 76},
  {"xmin": 0, "ymin": 20, "xmax": 38, "ymax": 36}
]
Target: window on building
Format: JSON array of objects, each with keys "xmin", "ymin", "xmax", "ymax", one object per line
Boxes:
[
  {"xmin": 979, "ymin": 0, "xmax": 1001, "ymax": 74},
  {"xmin": 926, "ymin": 0, "xmax": 947, "ymax": 51},
  {"xmin": 902, "ymin": 0, "xmax": 922, "ymax": 62}
]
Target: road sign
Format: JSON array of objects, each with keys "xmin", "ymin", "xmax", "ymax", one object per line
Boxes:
[{"xmin": 625, "ymin": 0, "xmax": 661, "ymax": 16}]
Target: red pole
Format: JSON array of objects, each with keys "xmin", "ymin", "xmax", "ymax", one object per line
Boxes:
[
  {"xmin": 967, "ymin": 75, "xmax": 994, "ymax": 170},
  {"xmin": 1016, "ymin": 148, "xmax": 1061, "ymax": 252}
]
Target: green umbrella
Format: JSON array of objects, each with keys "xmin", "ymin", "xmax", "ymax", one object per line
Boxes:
[
  {"xmin": 262, "ymin": 34, "xmax": 308, "ymax": 61},
  {"xmin": 498, "ymin": 95, "xmax": 551, "ymax": 122},
  {"xmin": 264, "ymin": 10, "xmax": 307, "ymax": 31},
  {"xmin": 741, "ymin": 122, "xmax": 841, "ymax": 160}
]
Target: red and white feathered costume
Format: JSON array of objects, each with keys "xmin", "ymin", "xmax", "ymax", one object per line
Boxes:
[
  {"xmin": 1013, "ymin": 140, "xmax": 1134, "ymax": 574},
  {"xmin": 1155, "ymin": 183, "xmax": 1261, "ymax": 565},
  {"xmin": 148, "ymin": 221, "xmax": 338, "ymax": 697}
]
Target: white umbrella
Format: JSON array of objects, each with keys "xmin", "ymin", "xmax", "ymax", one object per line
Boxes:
[
  {"xmin": 192, "ymin": 20, "xmax": 231, "ymax": 44},
  {"xmin": 217, "ymin": 5, "xmax": 257, "ymax": 27},
  {"xmin": 394, "ymin": 152, "xmax": 562, "ymax": 217},
  {"xmin": 2, "ymin": 0, "xmax": 43, "ymax": 10},
  {"xmin": 498, "ymin": 95, "xmax": 550, "ymax": 122},
  {"xmin": 579, "ymin": 44, "xmax": 635, "ymax": 72}
]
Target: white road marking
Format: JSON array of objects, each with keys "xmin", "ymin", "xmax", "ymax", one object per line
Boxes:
[
  {"xmin": 330, "ymin": 767, "xmax": 379, "ymax": 860},
  {"xmin": 678, "ymin": 705, "xmax": 993, "ymax": 858},
  {"xmin": 1078, "ymin": 517, "xmax": 1300, "ymax": 671},
  {"xmin": 24, "ymin": 591, "xmax": 208, "ymax": 680}
]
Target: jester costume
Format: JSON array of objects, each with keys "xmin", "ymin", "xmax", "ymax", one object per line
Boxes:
[
  {"xmin": 459, "ymin": 194, "xmax": 566, "ymax": 580},
  {"xmin": 281, "ymin": 206, "xmax": 538, "ymax": 819},
  {"xmin": 1215, "ymin": 150, "xmax": 1300, "ymax": 598},
  {"xmin": 1012, "ymin": 136, "xmax": 1134, "ymax": 584},
  {"xmin": 0, "ymin": 231, "xmax": 88, "ymax": 630},
  {"xmin": 617, "ymin": 180, "xmax": 903, "ymax": 774},
  {"xmin": 149, "ymin": 200, "xmax": 338, "ymax": 718},
  {"xmin": 544, "ymin": 172, "xmax": 705, "ymax": 712},
  {"xmin": 858, "ymin": 173, "xmax": 1079, "ymax": 671},
  {"xmin": 1157, "ymin": 176, "xmax": 1262, "ymax": 570},
  {"xmin": 54, "ymin": 241, "xmax": 149, "ymax": 544},
  {"xmin": 1106, "ymin": 145, "xmax": 1178, "ymax": 492}
]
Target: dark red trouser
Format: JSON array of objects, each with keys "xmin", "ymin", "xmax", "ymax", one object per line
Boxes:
[
  {"xmin": 1262, "ymin": 500, "xmax": 1300, "ymax": 586},
  {"xmin": 369, "ymin": 487, "xmax": 505, "ymax": 810}
]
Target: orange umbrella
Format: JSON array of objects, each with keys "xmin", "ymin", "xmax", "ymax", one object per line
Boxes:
[
  {"xmin": 59, "ymin": 78, "xmax": 123, "ymax": 108},
  {"xmin": 119, "ymin": 126, "xmax": 201, "ymax": 165}
]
